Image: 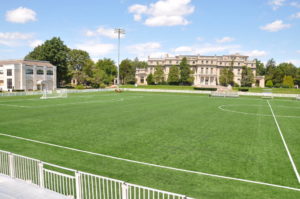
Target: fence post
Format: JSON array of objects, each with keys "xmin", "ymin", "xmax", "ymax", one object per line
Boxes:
[
  {"xmin": 8, "ymin": 153, "xmax": 15, "ymax": 178},
  {"xmin": 122, "ymin": 182, "xmax": 128, "ymax": 199},
  {"xmin": 75, "ymin": 171, "xmax": 81, "ymax": 199},
  {"xmin": 38, "ymin": 162, "xmax": 44, "ymax": 188}
]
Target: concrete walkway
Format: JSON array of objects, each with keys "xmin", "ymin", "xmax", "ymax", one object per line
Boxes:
[{"xmin": 0, "ymin": 174, "xmax": 68, "ymax": 199}]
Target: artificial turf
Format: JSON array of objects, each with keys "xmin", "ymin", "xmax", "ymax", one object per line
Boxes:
[{"xmin": 0, "ymin": 91, "xmax": 299, "ymax": 199}]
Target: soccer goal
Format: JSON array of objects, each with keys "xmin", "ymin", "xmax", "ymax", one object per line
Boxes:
[
  {"xmin": 40, "ymin": 89, "xmax": 68, "ymax": 99},
  {"xmin": 262, "ymin": 89, "xmax": 273, "ymax": 99},
  {"xmin": 210, "ymin": 91, "xmax": 239, "ymax": 98}
]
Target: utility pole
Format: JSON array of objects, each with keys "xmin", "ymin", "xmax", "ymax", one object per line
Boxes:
[{"xmin": 114, "ymin": 28, "xmax": 125, "ymax": 88}]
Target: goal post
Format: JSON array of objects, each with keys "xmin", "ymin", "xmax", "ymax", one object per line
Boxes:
[{"xmin": 40, "ymin": 89, "xmax": 68, "ymax": 99}]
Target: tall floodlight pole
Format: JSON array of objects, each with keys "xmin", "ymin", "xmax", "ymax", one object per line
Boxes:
[{"xmin": 114, "ymin": 28, "xmax": 125, "ymax": 88}]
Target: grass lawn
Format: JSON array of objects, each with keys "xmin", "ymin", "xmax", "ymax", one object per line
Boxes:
[{"xmin": 0, "ymin": 91, "xmax": 300, "ymax": 198}]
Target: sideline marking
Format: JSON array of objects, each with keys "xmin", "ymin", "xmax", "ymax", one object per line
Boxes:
[
  {"xmin": 267, "ymin": 100, "xmax": 300, "ymax": 183},
  {"xmin": 0, "ymin": 133, "xmax": 300, "ymax": 192},
  {"xmin": 218, "ymin": 104, "xmax": 300, "ymax": 119},
  {"xmin": 0, "ymin": 104, "xmax": 30, "ymax": 108}
]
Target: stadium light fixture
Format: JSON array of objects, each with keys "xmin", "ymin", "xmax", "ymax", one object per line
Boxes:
[{"xmin": 114, "ymin": 28, "xmax": 125, "ymax": 88}]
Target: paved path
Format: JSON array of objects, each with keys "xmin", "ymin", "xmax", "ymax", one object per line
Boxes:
[{"xmin": 0, "ymin": 174, "xmax": 68, "ymax": 199}]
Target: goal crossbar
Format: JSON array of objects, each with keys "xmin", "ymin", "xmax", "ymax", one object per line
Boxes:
[{"xmin": 40, "ymin": 89, "xmax": 68, "ymax": 99}]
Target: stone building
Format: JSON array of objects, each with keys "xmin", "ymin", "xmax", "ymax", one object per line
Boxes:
[
  {"xmin": 0, "ymin": 60, "xmax": 57, "ymax": 91},
  {"xmin": 135, "ymin": 54, "xmax": 265, "ymax": 87}
]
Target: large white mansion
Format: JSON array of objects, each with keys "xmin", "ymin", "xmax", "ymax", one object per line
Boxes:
[
  {"xmin": 136, "ymin": 54, "xmax": 265, "ymax": 87},
  {"xmin": 0, "ymin": 60, "xmax": 57, "ymax": 91}
]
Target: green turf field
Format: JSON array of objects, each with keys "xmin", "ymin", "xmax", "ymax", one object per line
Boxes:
[{"xmin": 0, "ymin": 91, "xmax": 300, "ymax": 199}]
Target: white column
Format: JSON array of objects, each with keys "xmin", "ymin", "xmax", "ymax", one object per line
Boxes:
[{"xmin": 75, "ymin": 171, "xmax": 82, "ymax": 199}]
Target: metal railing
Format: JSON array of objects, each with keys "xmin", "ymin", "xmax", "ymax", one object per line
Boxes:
[{"xmin": 0, "ymin": 150, "xmax": 192, "ymax": 199}]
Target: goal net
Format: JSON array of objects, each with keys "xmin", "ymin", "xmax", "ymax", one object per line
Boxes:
[
  {"xmin": 262, "ymin": 89, "xmax": 273, "ymax": 99},
  {"xmin": 40, "ymin": 89, "xmax": 68, "ymax": 99},
  {"xmin": 210, "ymin": 91, "xmax": 239, "ymax": 98}
]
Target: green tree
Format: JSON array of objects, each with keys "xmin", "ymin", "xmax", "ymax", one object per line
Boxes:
[
  {"xmin": 266, "ymin": 80, "xmax": 273, "ymax": 88},
  {"xmin": 265, "ymin": 58, "xmax": 276, "ymax": 83},
  {"xmin": 88, "ymin": 67, "xmax": 106, "ymax": 88},
  {"xmin": 241, "ymin": 66, "xmax": 254, "ymax": 87},
  {"xmin": 153, "ymin": 65, "xmax": 164, "ymax": 84},
  {"xmin": 255, "ymin": 59, "xmax": 265, "ymax": 76},
  {"xmin": 67, "ymin": 49, "xmax": 91, "ymax": 85},
  {"xmin": 282, "ymin": 76, "xmax": 294, "ymax": 88},
  {"xmin": 167, "ymin": 65, "xmax": 180, "ymax": 85},
  {"xmin": 25, "ymin": 37, "xmax": 70, "ymax": 86},
  {"xmin": 120, "ymin": 59, "xmax": 136, "ymax": 84},
  {"xmin": 295, "ymin": 68, "xmax": 300, "ymax": 87},
  {"xmin": 219, "ymin": 68, "xmax": 234, "ymax": 86},
  {"xmin": 132, "ymin": 57, "xmax": 147, "ymax": 69},
  {"xmin": 95, "ymin": 58, "xmax": 117, "ymax": 85},
  {"xmin": 146, "ymin": 73, "xmax": 155, "ymax": 85},
  {"xmin": 179, "ymin": 57, "xmax": 194, "ymax": 85}
]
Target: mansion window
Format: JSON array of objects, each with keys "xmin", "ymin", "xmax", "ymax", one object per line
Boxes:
[
  {"xmin": 0, "ymin": 70, "xmax": 3, "ymax": 75},
  {"xmin": 37, "ymin": 69, "xmax": 44, "ymax": 75},
  {"xmin": 201, "ymin": 68, "xmax": 204, "ymax": 74},
  {"xmin": 206, "ymin": 68, "xmax": 208, "ymax": 74},
  {"xmin": 238, "ymin": 69, "xmax": 241, "ymax": 75},
  {"xmin": 141, "ymin": 77, "xmax": 144, "ymax": 84},
  {"xmin": 211, "ymin": 68, "xmax": 213, "ymax": 74},
  {"xmin": 47, "ymin": 70, "xmax": 53, "ymax": 75},
  {"xmin": 26, "ymin": 68, "xmax": 34, "ymax": 75},
  {"xmin": 169, "ymin": 61, "xmax": 171, "ymax": 64},
  {"xmin": 7, "ymin": 78, "xmax": 12, "ymax": 89},
  {"xmin": 206, "ymin": 61, "xmax": 208, "ymax": 64},
  {"xmin": 7, "ymin": 69, "xmax": 12, "ymax": 76}
]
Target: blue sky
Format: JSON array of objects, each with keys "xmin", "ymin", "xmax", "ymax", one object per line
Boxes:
[{"xmin": 0, "ymin": 0, "xmax": 300, "ymax": 66}]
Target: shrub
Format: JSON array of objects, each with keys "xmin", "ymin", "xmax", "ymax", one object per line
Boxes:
[
  {"xmin": 193, "ymin": 87, "xmax": 217, "ymax": 91},
  {"xmin": 266, "ymin": 80, "xmax": 273, "ymax": 88},
  {"xmin": 99, "ymin": 83, "xmax": 106, "ymax": 88},
  {"xmin": 238, "ymin": 88, "xmax": 249, "ymax": 92},
  {"xmin": 274, "ymin": 83, "xmax": 281, "ymax": 88},
  {"xmin": 75, "ymin": 84, "xmax": 85, "ymax": 89}
]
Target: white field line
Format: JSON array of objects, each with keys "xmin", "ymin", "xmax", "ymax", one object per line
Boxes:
[
  {"xmin": 0, "ymin": 104, "xmax": 30, "ymax": 108},
  {"xmin": 0, "ymin": 133, "xmax": 300, "ymax": 192},
  {"xmin": 218, "ymin": 105, "xmax": 300, "ymax": 119},
  {"xmin": 267, "ymin": 100, "xmax": 300, "ymax": 184}
]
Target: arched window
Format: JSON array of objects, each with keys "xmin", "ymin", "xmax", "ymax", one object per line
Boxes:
[{"xmin": 26, "ymin": 68, "xmax": 33, "ymax": 75}]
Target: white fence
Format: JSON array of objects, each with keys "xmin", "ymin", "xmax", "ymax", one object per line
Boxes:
[
  {"xmin": 0, "ymin": 150, "xmax": 191, "ymax": 199},
  {"xmin": 0, "ymin": 89, "xmax": 114, "ymax": 97},
  {"xmin": 123, "ymin": 88, "xmax": 299, "ymax": 98},
  {"xmin": 1, "ymin": 88, "xmax": 299, "ymax": 99}
]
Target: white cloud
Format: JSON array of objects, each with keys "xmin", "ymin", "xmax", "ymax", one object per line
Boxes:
[
  {"xmin": 0, "ymin": 32, "xmax": 34, "ymax": 47},
  {"xmin": 76, "ymin": 42, "xmax": 115, "ymax": 57},
  {"xmin": 216, "ymin": 37, "xmax": 235, "ymax": 43},
  {"xmin": 127, "ymin": 42, "xmax": 162, "ymax": 60},
  {"xmin": 29, "ymin": 40, "xmax": 43, "ymax": 48},
  {"xmin": 290, "ymin": 2, "xmax": 300, "ymax": 8},
  {"xmin": 260, "ymin": 20, "xmax": 291, "ymax": 32},
  {"xmin": 291, "ymin": 12, "xmax": 300, "ymax": 19},
  {"xmin": 128, "ymin": 0, "xmax": 195, "ymax": 26},
  {"xmin": 172, "ymin": 44, "xmax": 241, "ymax": 55},
  {"xmin": 5, "ymin": 7, "xmax": 36, "ymax": 23},
  {"xmin": 269, "ymin": 0, "xmax": 286, "ymax": 10},
  {"xmin": 196, "ymin": 37, "xmax": 204, "ymax": 41},
  {"xmin": 85, "ymin": 27, "xmax": 124, "ymax": 39},
  {"xmin": 241, "ymin": 50, "xmax": 267, "ymax": 57},
  {"xmin": 174, "ymin": 46, "xmax": 193, "ymax": 53}
]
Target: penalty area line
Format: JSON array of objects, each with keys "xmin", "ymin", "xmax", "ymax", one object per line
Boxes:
[
  {"xmin": 0, "ymin": 132, "xmax": 300, "ymax": 192},
  {"xmin": 267, "ymin": 100, "xmax": 300, "ymax": 184}
]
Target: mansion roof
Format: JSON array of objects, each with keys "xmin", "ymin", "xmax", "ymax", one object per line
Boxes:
[{"xmin": 0, "ymin": 60, "xmax": 55, "ymax": 67}]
